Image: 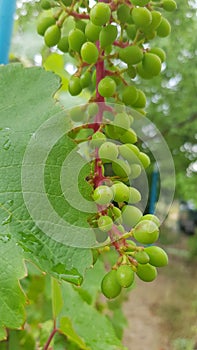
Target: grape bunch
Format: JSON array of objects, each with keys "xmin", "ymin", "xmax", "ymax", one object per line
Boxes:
[{"xmin": 38, "ymin": 0, "xmax": 176, "ymax": 299}]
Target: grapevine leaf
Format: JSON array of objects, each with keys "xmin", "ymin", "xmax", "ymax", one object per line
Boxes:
[
  {"xmin": 0, "ymin": 240, "xmax": 27, "ymax": 340},
  {"xmin": 0, "ymin": 64, "xmax": 95, "ymax": 283},
  {"xmin": 59, "ymin": 283, "xmax": 127, "ymax": 350},
  {"xmin": 59, "ymin": 317, "xmax": 89, "ymax": 350},
  {"xmin": 52, "ymin": 278, "xmax": 64, "ymax": 318}
]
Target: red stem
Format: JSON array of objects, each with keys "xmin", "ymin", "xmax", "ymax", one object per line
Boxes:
[
  {"xmin": 67, "ymin": 10, "xmax": 89, "ymax": 19},
  {"xmin": 43, "ymin": 327, "xmax": 58, "ymax": 350}
]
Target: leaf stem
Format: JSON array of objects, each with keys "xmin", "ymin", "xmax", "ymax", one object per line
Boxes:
[{"xmin": 43, "ymin": 324, "xmax": 58, "ymax": 350}]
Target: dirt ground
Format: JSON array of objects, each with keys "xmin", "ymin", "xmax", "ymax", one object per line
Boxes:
[{"xmin": 123, "ymin": 243, "xmax": 197, "ymax": 350}]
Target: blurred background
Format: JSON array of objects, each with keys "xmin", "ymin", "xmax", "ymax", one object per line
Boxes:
[{"xmin": 4, "ymin": 0, "xmax": 197, "ymax": 348}]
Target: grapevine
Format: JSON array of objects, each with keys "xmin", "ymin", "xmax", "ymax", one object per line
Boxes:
[{"xmin": 38, "ymin": 0, "xmax": 176, "ymax": 299}]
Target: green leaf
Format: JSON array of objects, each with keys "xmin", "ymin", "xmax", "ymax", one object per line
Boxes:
[
  {"xmin": 52, "ymin": 278, "xmax": 64, "ymax": 318},
  {"xmin": 0, "ymin": 240, "xmax": 26, "ymax": 340},
  {"xmin": 59, "ymin": 317, "xmax": 89, "ymax": 350},
  {"xmin": 59, "ymin": 283, "xmax": 127, "ymax": 350},
  {"xmin": 0, "ymin": 64, "xmax": 96, "ymax": 284}
]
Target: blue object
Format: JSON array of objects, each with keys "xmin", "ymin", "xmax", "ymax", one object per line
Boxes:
[
  {"xmin": 0, "ymin": 0, "xmax": 16, "ymax": 64},
  {"xmin": 149, "ymin": 163, "xmax": 159, "ymax": 214}
]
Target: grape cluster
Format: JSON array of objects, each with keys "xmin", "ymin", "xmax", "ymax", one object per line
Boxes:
[{"xmin": 38, "ymin": 0, "xmax": 176, "ymax": 299}]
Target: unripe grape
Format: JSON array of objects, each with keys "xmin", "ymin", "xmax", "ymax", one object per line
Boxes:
[
  {"xmin": 80, "ymin": 70, "xmax": 91, "ymax": 88},
  {"xmin": 136, "ymin": 263, "xmax": 157, "ymax": 282},
  {"xmin": 44, "ymin": 25, "xmax": 61, "ymax": 47},
  {"xmin": 92, "ymin": 249, "xmax": 99, "ymax": 265},
  {"xmin": 113, "ymin": 113, "xmax": 131, "ymax": 135},
  {"xmin": 132, "ymin": 7, "xmax": 152, "ymax": 29},
  {"xmin": 75, "ymin": 19, "xmax": 86, "ymax": 33},
  {"xmin": 139, "ymin": 152, "xmax": 150, "ymax": 168},
  {"xmin": 130, "ymin": 164, "xmax": 142, "ymax": 179},
  {"xmin": 128, "ymin": 187, "xmax": 141, "ymax": 204},
  {"xmin": 149, "ymin": 47, "xmax": 166, "ymax": 62},
  {"xmin": 68, "ymin": 29, "xmax": 86, "ymax": 52},
  {"xmin": 142, "ymin": 53, "xmax": 162, "ymax": 77},
  {"xmin": 132, "ymin": 0, "xmax": 150, "ymax": 5},
  {"xmin": 116, "ymin": 265, "xmax": 135, "ymax": 287},
  {"xmin": 117, "ymin": 4, "xmax": 131, "ymax": 23},
  {"xmin": 157, "ymin": 17, "xmax": 171, "ymax": 37},
  {"xmin": 37, "ymin": 16, "xmax": 56, "ymax": 36},
  {"xmin": 87, "ymin": 102, "xmax": 99, "ymax": 117},
  {"xmin": 111, "ymin": 206, "xmax": 122, "ymax": 224},
  {"xmin": 119, "ymin": 144, "xmax": 139, "ymax": 163},
  {"xmin": 98, "ymin": 142, "xmax": 118, "ymax": 161},
  {"xmin": 117, "ymin": 224, "xmax": 125, "ymax": 233},
  {"xmin": 101, "ymin": 270, "xmax": 122, "ymax": 299},
  {"xmin": 119, "ymin": 128, "xmax": 137, "ymax": 144},
  {"xmin": 98, "ymin": 215, "xmax": 113, "ymax": 232},
  {"xmin": 57, "ymin": 36, "xmax": 69, "ymax": 52},
  {"xmin": 132, "ymin": 89, "xmax": 146, "ymax": 108},
  {"xmin": 163, "ymin": 0, "xmax": 177, "ymax": 11},
  {"xmin": 140, "ymin": 214, "xmax": 160, "ymax": 227},
  {"xmin": 127, "ymin": 65, "xmax": 137, "ymax": 79},
  {"xmin": 135, "ymin": 251, "xmax": 150, "ymax": 264},
  {"xmin": 68, "ymin": 76, "xmax": 82, "ymax": 96},
  {"xmin": 61, "ymin": 0, "xmax": 72, "ymax": 5},
  {"xmin": 111, "ymin": 182, "xmax": 130, "ymax": 202},
  {"xmin": 99, "ymin": 25, "xmax": 118, "ymax": 49},
  {"xmin": 150, "ymin": 11, "xmax": 162, "ymax": 29},
  {"xmin": 81, "ymin": 42, "xmax": 99, "ymax": 64},
  {"xmin": 41, "ymin": 0, "xmax": 52, "ymax": 10},
  {"xmin": 90, "ymin": 3, "xmax": 111, "ymax": 26},
  {"xmin": 90, "ymin": 132, "xmax": 106, "ymax": 148},
  {"xmin": 70, "ymin": 106, "xmax": 86, "ymax": 122},
  {"xmin": 105, "ymin": 124, "xmax": 120, "ymax": 140},
  {"xmin": 112, "ymin": 159, "xmax": 131, "ymax": 178},
  {"xmin": 98, "ymin": 77, "xmax": 116, "ymax": 98},
  {"xmin": 137, "ymin": 62, "xmax": 153, "ymax": 80},
  {"xmin": 122, "ymin": 205, "xmax": 143, "ymax": 227},
  {"xmin": 119, "ymin": 46, "xmax": 143, "ymax": 65},
  {"xmin": 126, "ymin": 24, "xmax": 137, "ymax": 40},
  {"xmin": 144, "ymin": 246, "xmax": 168, "ymax": 267},
  {"xmin": 85, "ymin": 22, "xmax": 101, "ymax": 42},
  {"xmin": 92, "ymin": 185, "xmax": 113, "ymax": 205},
  {"xmin": 122, "ymin": 86, "xmax": 139, "ymax": 107},
  {"xmin": 133, "ymin": 220, "xmax": 159, "ymax": 244}
]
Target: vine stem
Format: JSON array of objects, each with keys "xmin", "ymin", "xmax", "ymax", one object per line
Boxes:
[{"xmin": 43, "ymin": 323, "xmax": 58, "ymax": 350}]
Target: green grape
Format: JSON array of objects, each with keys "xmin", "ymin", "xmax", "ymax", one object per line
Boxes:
[
  {"xmin": 92, "ymin": 185, "xmax": 113, "ymax": 205},
  {"xmin": 80, "ymin": 70, "xmax": 91, "ymax": 88},
  {"xmin": 127, "ymin": 65, "xmax": 137, "ymax": 79},
  {"xmin": 126, "ymin": 24, "xmax": 137, "ymax": 40},
  {"xmin": 130, "ymin": 164, "xmax": 142, "ymax": 179},
  {"xmin": 117, "ymin": 4, "xmax": 131, "ymax": 23},
  {"xmin": 117, "ymin": 224, "xmax": 125, "ymax": 233},
  {"xmin": 128, "ymin": 187, "xmax": 141, "ymax": 204},
  {"xmin": 61, "ymin": 0, "xmax": 73, "ymax": 5},
  {"xmin": 150, "ymin": 11, "xmax": 162, "ymax": 29},
  {"xmin": 119, "ymin": 144, "xmax": 139, "ymax": 163},
  {"xmin": 134, "ymin": 251, "xmax": 150, "ymax": 264},
  {"xmin": 156, "ymin": 17, "xmax": 171, "ymax": 37},
  {"xmin": 98, "ymin": 215, "xmax": 113, "ymax": 232},
  {"xmin": 70, "ymin": 106, "xmax": 86, "ymax": 122},
  {"xmin": 119, "ymin": 46, "xmax": 143, "ymax": 65},
  {"xmin": 68, "ymin": 76, "xmax": 82, "ymax": 96},
  {"xmin": 81, "ymin": 42, "xmax": 99, "ymax": 64},
  {"xmin": 68, "ymin": 29, "xmax": 86, "ymax": 52},
  {"xmin": 113, "ymin": 113, "xmax": 131, "ymax": 135},
  {"xmin": 142, "ymin": 53, "xmax": 162, "ymax": 77},
  {"xmin": 101, "ymin": 270, "xmax": 122, "ymax": 299},
  {"xmin": 85, "ymin": 22, "xmax": 101, "ymax": 42},
  {"xmin": 137, "ymin": 62, "xmax": 153, "ymax": 80},
  {"xmin": 139, "ymin": 152, "xmax": 150, "ymax": 168},
  {"xmin": 75, "ymin": 19, "xmax": 86, "ymax": 32},
  {"xmin": 37, "ymin": 16, "xmax": 56, "ymax": 37},
  {"xmin": 57, "ymin": 36, "xmax": 69, "ymax": 52},
  {"xmin": 163, "ymin": 0, "xmax": 177, "ymax": 11},
  {"xmin": 99, "ymin": 25, "xmax": 118, "ymax": 49},
  {"xmin": 92, "ymin": 249, "xmax": 99, "ymax": 265},
  {"xmin": 105, "ymin": 124, "xmax": 120, "ymax": 140},
  {"xmin": 90, "ymin": 132, "xmax": 106, "ymax": 148},
  {"xmin": 122, "ymin": 86, "xmax": 139, "ymax": 107},
  {"xmin": 99, "ymin": 141, "xmax": 118, "ymax": 162},
  {"xmin": 140, "ymin": 214, "xmax": 160, "ymax": 227},
  {"xmin": 144, "ymin": 246, "xmax": 168, "ymax": 267},
  {"xmin": 132, "ymin": 89, "xmax": 146, "ymax": 108},
  {"xmin": 132, "ymin": 0, "xmax": 150, "ymax": 6},
  {"xmin": 44, "ymin": 25, "xmax": 61, "ymax": 47},
  {"xmin": 132, "ymin": 7, "xmax": 152, "ymax": 29},
  {"xmin": 119, "ymin": 128, "xmax": 137, "ymax": 144},
  {"xmin": 149, "ymin": 47, "xmax": 166, "ymax": 62},
  {"xmin": 111, "ymin": 182, "xmax": 130, "ymax": 202},
  {"xmin": 90, "ymin": 3, "xmax": 111, "ymax": 26},
  {"xmin": 112, "ymin": 159, "xmax": 131, "ymax": 178},
  {"xmin": 91, "ymin": 69, "xmax": 96, "ymax": 85},
  {"xmin": 111, "ymin": 206, "xmax": 122, "ymax": 224},
  {"xmin": 41, "ymin": 0, "xmax": 52, "ymax": 10},
  {"xmin": 98, "ymin": 77, "xmax": 116, "ymax": 98},
  {"xmin": 116, "ymin": 265, "xmax": 135, "ymax": 288},
  {"xmin": 122, "ymin": 205, "xmax": 143, "ymax": 227},
  {"xmin": 136, "ymin": 263, "xmax": 157, "ymax": 282},
  {"xmin": 133, "ymin": 220, "xmax": 159, "ymax": 244},
  {"xmin": 87, "ymin": 102, "xmax": 99, "ymax": 117}
]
